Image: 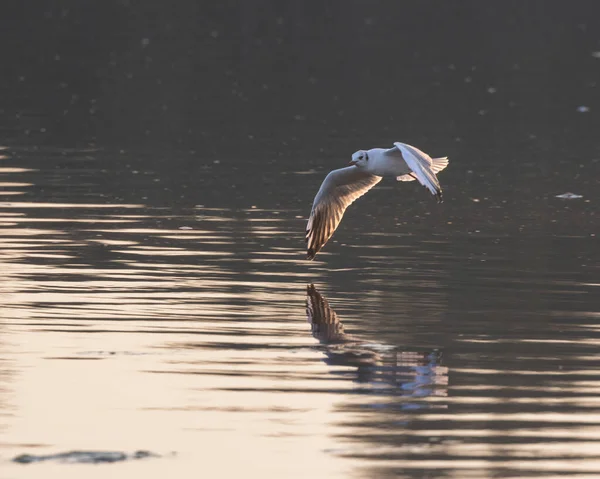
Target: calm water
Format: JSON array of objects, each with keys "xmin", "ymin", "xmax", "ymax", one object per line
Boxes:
[
  {"xmin": 1, "ymin": 2, "xmax": 600, "ymax": 478},
  {"xmin": 0, "ymin": 142, "xmax": 598, "ymax": 479}
]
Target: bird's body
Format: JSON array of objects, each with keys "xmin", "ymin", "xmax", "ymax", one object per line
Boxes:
[
  {"xmin": 305, "ymin": 142, "xmax": 449, "ymax": 260},
  {"xmin": 355, "ymin": 148, "xmax": 410, "ymax": 177}
]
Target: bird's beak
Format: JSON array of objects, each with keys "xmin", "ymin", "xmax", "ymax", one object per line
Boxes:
[{"xmin": 349, "ymin": 159, "xmax": 357, "ymax": 166}]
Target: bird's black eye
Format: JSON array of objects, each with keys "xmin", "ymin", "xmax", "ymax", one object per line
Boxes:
[{"xmin": 359, "ymin": 155, "xmax": 363, "ymax": 160}]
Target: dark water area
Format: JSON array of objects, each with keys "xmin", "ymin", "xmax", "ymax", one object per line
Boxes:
[{"xmin": 0, "ymin": 2, "xmax": 599, "ymax": 478}]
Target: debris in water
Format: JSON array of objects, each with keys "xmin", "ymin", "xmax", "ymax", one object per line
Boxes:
[
  {"xmin": 555, "ymin": 192, "xmax": 583, "ymax": 199},
  {"xmin": 13, "ymin": 450, "xmax": 159, "ymax": 464}
]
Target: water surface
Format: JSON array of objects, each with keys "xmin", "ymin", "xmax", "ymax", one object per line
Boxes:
[
  {"xmin": 0, "ymin": 143, "xmax": 598, "ymax": 479},
  {"xmin": 1, "ymin": 2, "xmax": 600, "ymax": 478}
]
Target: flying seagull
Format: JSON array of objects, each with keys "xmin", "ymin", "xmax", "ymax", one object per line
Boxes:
[{"xmin": 305, "ymin": 142, "xmax": 449, "ymax": 260}]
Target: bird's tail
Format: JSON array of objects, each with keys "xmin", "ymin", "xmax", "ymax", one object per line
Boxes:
[{"xmin": 431, "ymin": 157, "xmax": 449, "ymax": 174}]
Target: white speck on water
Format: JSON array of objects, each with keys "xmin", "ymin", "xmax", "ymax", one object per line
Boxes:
[
  {"xmin": 576, "ymin": 106, "xmax": 590, "ymax": 113},
  {"xmin": 592, "ymin": 51, "xmax": 600, "ymax": 59},
  {"xmin": 555, "ymin": 192, "xmax": 583, "ymax": 199},
  {"xmin": 487, "ymin": 87, "xmax": 497, "ymax": 93},
  {"xmin": 141, "ymin": 38, "xmax": 150, "ymax": 47},
  {"xmin": 179, "ymin": 226, "xmax": 193, "ymax": 230},
  {"xmin": 464, "ymin": 76, "xmax": 472, "ymax": 83}
]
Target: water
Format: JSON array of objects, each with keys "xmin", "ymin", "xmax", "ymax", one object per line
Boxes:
[
  {"xmin": 1, "ymin": 2, "xmax": 600, "ymax": 478},
  {"xmin": 0, "ymin": 142, "xmax": 597, "ymax": 479}
]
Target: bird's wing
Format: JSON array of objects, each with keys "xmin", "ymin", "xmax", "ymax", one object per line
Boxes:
[
  {"xmin": 306, "ymin": 166, "xmax": 381, "ymax": 260},
  {"xmin": 396, "ymin": 156, "xmax": 449, "ymax": 181},
  {"xmin": 391, "ymin": 142, "xmax": 445, "ymax": 202},
  {"xmin": 306, "ymin": 284, "xmax": 346, "ymax": 342}
]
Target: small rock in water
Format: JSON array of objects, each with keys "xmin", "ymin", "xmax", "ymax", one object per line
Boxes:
[
  {"xmin": 555, "ymin": 192, "xmax": 583, "ymax": 199},
  {"xmin": 13, "ymin": 455, "xmax": 37, "ymax": 464},
  {"xmin": 13, "ymin": 450, "xmax": 158, "ymax": 464}
]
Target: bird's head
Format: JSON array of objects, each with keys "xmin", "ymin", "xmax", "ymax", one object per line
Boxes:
[{"xmin": 349, "ymin": 150, "xmax": 369, "ymax": 168}]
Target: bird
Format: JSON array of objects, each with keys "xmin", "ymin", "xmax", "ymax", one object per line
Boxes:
[{"xmin": 305, "ymin": 142, "xmax": 449, "ymax": 260}]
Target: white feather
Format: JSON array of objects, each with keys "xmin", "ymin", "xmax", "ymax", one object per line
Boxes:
[{"xmin": 306, "ymin": 166, "xmax": 381, "ymax": 260}]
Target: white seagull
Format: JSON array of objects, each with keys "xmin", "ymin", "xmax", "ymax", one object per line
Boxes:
[{"xmin": 305, "ymin": 142, "xmax": 449, "ymax": 260}]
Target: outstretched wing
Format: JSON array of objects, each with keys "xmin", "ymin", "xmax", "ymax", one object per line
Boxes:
[
  {"xmin": 397, "ymin": 156, "xmax": 448, "ymax": 181},
  {"xmin": 306, "ymin": 284, "xmax": 346, "ymax": 343},
  {"xmin": 306, "ymin": 166, "xmax": 381, "ymax": 260},
  {"xmin": 391, "ymin": 142, "xmax": 446, "ymax": 202}
]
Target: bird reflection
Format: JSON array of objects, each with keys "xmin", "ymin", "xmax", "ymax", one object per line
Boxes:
[{"xmin": 306, "ymin": 284, "xmax": 448, "ymax": 404}]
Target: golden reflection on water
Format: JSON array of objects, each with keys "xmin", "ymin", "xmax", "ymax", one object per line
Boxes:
[
  {"xmin": 1, "ymin": 150, "xmax": 600, "ymax": 478},
  {"xmin": 0, "ymin": 204, "xmax": 352, "ymax": 478},
  {"xmin": 0, "ymin": 195, "xmax": 446, "ymax": 477}
]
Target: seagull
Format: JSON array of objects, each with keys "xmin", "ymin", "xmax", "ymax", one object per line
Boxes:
[{"xmin": 305, "ymin": 142, "xmax": 449, "ymax": 260}]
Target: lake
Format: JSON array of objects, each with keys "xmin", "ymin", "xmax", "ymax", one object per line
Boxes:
[{"xmin": 1, "ymin": 2, "xmax": 599, "ymax": 478}]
